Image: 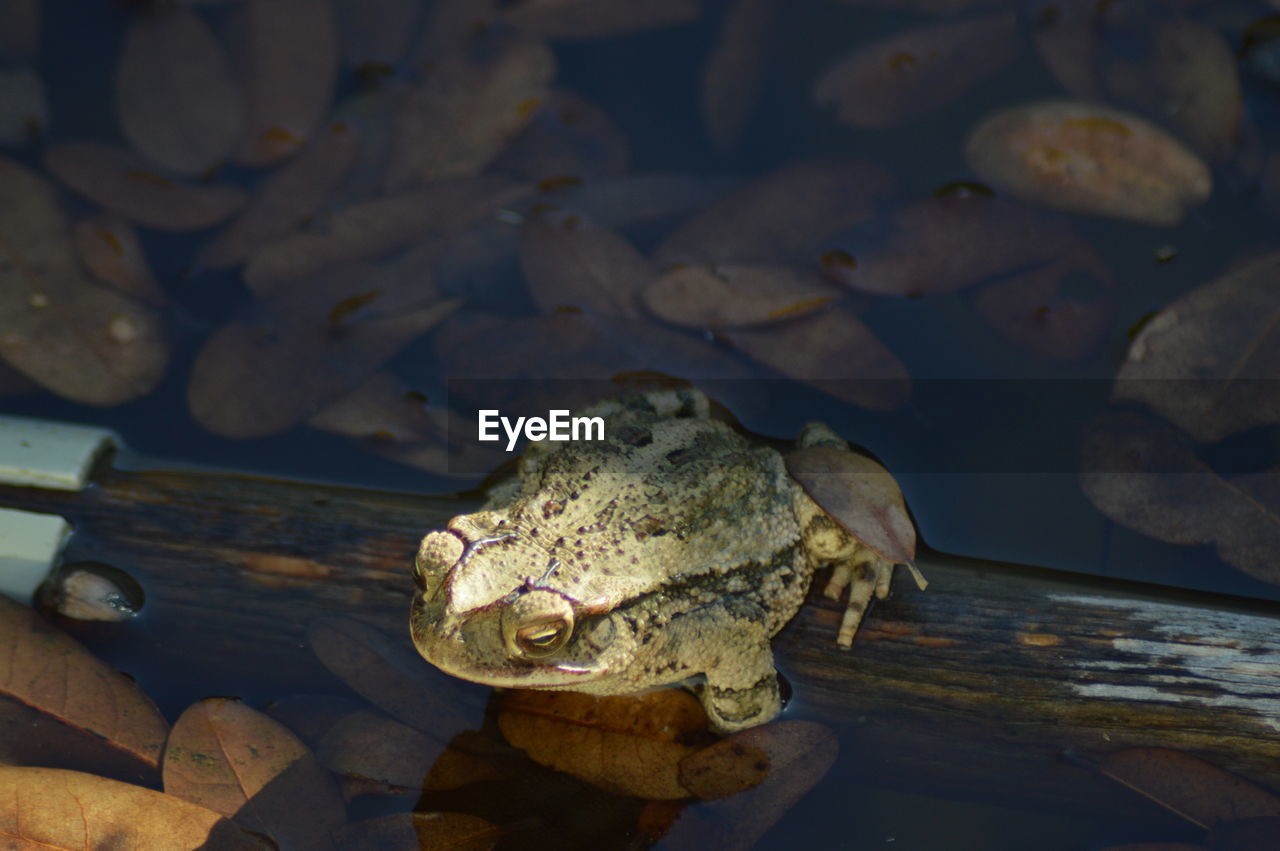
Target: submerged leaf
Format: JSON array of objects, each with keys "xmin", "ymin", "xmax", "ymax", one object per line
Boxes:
[
  {"xmin": 520, "ymin": 208, "xmax": 653, "ymax": 317},
  {"xmin": 702, "ymin": 0, "xmax": 777, "ymax": 152},
  {"xmin": 0, "ymin": 66, "xmax": 47, "ymax": 147},
  {"xmin": 965, "ymin": 99, "xmax": 1212, "ymax": 225},
  {"xmin": 72, "ymin": 214, "xmax": 165, "ymax": 305},
  {"xmin": 336, "ymin": 0, "xmax": 422, "ymax": 68},
  {"xmin": 316, "ymin": 709, "xmax": 445, "ymax": 790},
  {"xmin": 334, "ymin": 812, "xmax": 501, "ymax": 851},
  {"xmin": 1099, "ymin": 748, "xmax": 1280, "ymax": 829},
  {"xmin": 643, "ymin": 263, "xmax": 840, "ymax": 329},
  {"xmin": 493, "ymin": 89, "xmax": 630, "ymax": 182},
  {"xmin": 502, "ymin": 0, "xmax": 699, "ymax": 40}
]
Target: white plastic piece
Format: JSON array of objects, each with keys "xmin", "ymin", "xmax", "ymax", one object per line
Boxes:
[
  {"xmin": 0, "ymin": 415, "xmax": 117, "ymax": 490},
  {"xmin": 0, "ymin": 507, "xmax": 68, "ymax": 601}
]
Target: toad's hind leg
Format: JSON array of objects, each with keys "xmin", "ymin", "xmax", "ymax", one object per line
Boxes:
[{"xmin": 831, "ymin": 557, "xmax": 894, "ymax": 647}]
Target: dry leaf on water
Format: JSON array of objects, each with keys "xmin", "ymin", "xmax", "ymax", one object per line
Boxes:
[
  {"xmin": 497, "ymin": 689, "xmax": 709, "ymax": 800},
  {"xmin": 0, "ymin": 766, "xmax": 268, "ymax": 850},
  {"xmin": 44, "ymin": 141, "xmax": 247, "ymax": 231},
  {"xmin": 164, "ymin": 697, "xmax": 346, "ymax": 849},
  {"xmin": 0, "ymin": 596, "xmax": 168, "ymax": 778},
  {"xmin": 493, "ymin": 89, "xmax": 630, "ymax": 182},
  {"xmin": 702, "ymin": 0, "xmax": 777, "ymax": 153},
  {"xmin": 1078, "ymin": 411, "xmax": 1280, "ymax": 586},
  {"xmin": 965, "ymin": 99, "xmax": 1212, "ymax": 225},
  {"xmin": 1099, "ymin": 748, "xmax": 1280, "ymax": 829},
  {"xmin": 1112, "ymin": 252, "xmax": 1280, "ymax": 444},
  {"xmin": 115, "ymin": 7, "xmax": 243, "ymax": 175},
  {"xmin": 501, "ymin": 0, "xmax": 699, "ymax": 40},
  {"xmin": 644, "ymin": 264, "xmax": 840, "ymax": 329},
  {"xmin": 520, "ymin": 208, "xmax": 653, "ymax": 317},
  {"xmin": 334, "ymin": 812, "xmax": 501, "ymax": 851},
  {"xmin": 71, "ymin": 214, "xmax": 166, "ymax": 305},
  {"xmin": 316, "ymin": 708, "xmax": 447, "ymax": 790},
  {"xmin": 0, "ymin": 157, "xmax": 168, "ymax": 405},
  {"xmin": 231, "ymin": 0, "xmax": 339, "ymax": 165},
  {"xmin": 200, "ymin": 119, "xmax": 360, "ymax": 268},
  {"xmin": 813, "ymin": 12, "xmax": 1019, "ymax": 129}
]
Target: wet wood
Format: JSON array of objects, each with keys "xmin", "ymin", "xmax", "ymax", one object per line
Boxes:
[{"xmin": 2, "ymin": 462, "xmax": 1278, "ymax": 817}]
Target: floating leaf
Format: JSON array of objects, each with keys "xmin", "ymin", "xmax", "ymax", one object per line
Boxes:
[
  {"xmin": 316, "ymin": 709, "xmax": 445, "ymax": 790},
  {"xmin": 1099, "ymin": 748, "xmax": 1280, "ymax": 829},
  {"xmin": 72, "ymin": 214, "xmax": 165, "ymax": 305},
  {"xmin": 501, "ymin": 0, "xmax": 699, "ymax": 40},
  {"xmin": 702, "ymin": 0, "xmax": 777, "ymax": 152},
  {"xmin": 308, "ymin": 616, "xmax": 483, "ymax": 739},
  {"xmin": 333, "ymin": 812, "xmax": 501, "ymax": 851},
  {"xmin": 336, "ymin": 0, "xmax": 422, "ymax": 68},
  {"xmin": 719, "ymin": 306, "xmax": 910, "ymax": 410},
  {"xmin": 44, "ymin": 141, "xmax": 247, "ymax": 231},
  {"xmin": 231, "ymin": 0, "xmax": 339, "ymax": 166},
  {"xmin": 643, "ymin": 263, "xmax": 840, "ymax": 329},
  {"xmin": 0, "ymin": 767, "xmax": 268, "ymax": 850},
  {"xmin": 0, "ymin": 156, "xmax": 168, "ymax": 405},
  {"xmin": 385, "ymin": 28, "xmax": 554, "ymax": 189},
  {"xmin": 187, "ymin": 266, "xmax": 459, "ymax": 437},
  {"xmin": 0, "ymin": 596, "xmax": 168, "ymax": 777},
  {"xmin": 520, "ymin": 208, "xmax": 652, "ymax": 317},
  {"xmin": 0, "ymin": 66, "xmax": 47, "ymax": 147},
  {"xmin": 1112, "ymin": 252, "xmax": 1280, "ymax": 443},
  {"xmin": 1078, "ymin": 411, "xmax": 1280, "ymax": 586},
  {"xmin": 814, "ymin": 12, "xmax": 1019, "ymax": 129},
  {"xmin": 115, "ymin": 8, "xmax": 243, "ymax": 175},
  {"xmin": 965, "ymin": 99, "xmax": 1212, "ymax": 225},
  {"xmin": 164, "ymin": 698, "xmax": 345, "ymax": 849},
  {"xmin": 497, "ymin": 689, "xmax": 708, "ymax": 800},
  {"xmin": 201, "ymin": 119, "xmax": 360, "ymax": 268},
  {"xmin": 654, "ymin": 159, "xmax": 894, "ymax": 266},
  {"xmin": 493, "ymin": 89, "xmax": 630, "ymax": 182}
]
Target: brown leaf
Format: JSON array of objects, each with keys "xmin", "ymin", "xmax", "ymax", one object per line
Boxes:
[
  {"xmin": 497, "ymin": 689, "xmax": 709, "ymax": 799},
  {"xmin": 316, "ymin": 708, "xmax": 446, "ymax": 789},
  {"xmin": 385, "ymin": 28, "xmax": 554, "ymax": 189},
  {"xmin": 814, "ymin": 12, "xmax": 1019, "ymax": 129},
  {"xmin": 0, "ymin": 596, "xmax": 168, "ymax": 776},
  {"xmin": 0, "ymin": 766, "xmax": 269, "ymax": 849},
  {"xmin": 201, "ymin": 120, "xmax": 359, "ymax": 268},
  {"xmin": 702, "ymin": 0, "xmax": 776, "ymax": 153},
  {"xmin": 719, "ymin": 306, "xmax": 910, "ymax": 410},
  {"xmin": 231, "ymin": 0, "xmax": 338, "ymax": 166},
  {"xmin": 187, "ymin": 266, "xmax": 459, "ymax": 437},
  {"xmin": 43, "ymin": 141, "xmax": 247, "ymax": 231},
  {"xmin": 115, "ymin": 8, "xmax": 244, "ymax": 175},
  {"xmin": 654, "ymin": 158, "xmax": 895, "ymax": 266},
  {"xmin": 1078, "ymin": 411, "xmax": 1280, "ymax": 586},
  {"xmin": 818, "ymin": 194, "xmax": 1082, "ymax": 297},
  {"xmin": 1099, "ymin": 748, "xmax": 1280, "ymax": 829},
  {"xmin": 1112, "ymin": 252, "xmax": 1280, "ymax": 443},
  {"xmin": 164, "ymin": 697, "xmax": 346, "ymax": 848},
  {"xmin": 644, "ymin": 263, "xmax": 840, "ymax": 329},
  {"xmin": 520, "ymin": 208, "xmax": 653, "ymax": 317},
  {"xmin": 493, "ymin": 89, "xmax": 630, "ymax": 182},
  {"xmin": 265, "ymin": 693, "xmax": 364, "ymax": 745},
  {"xmin": 501, "ymin": 0, "xmax": 699, "ymax": 40},
  {"xmin": 72, "ymin": 214, "xmax": 165, "ymax": 305},
  {"xmin": 334, "ymin": 812, "xmax": 501, "ymax": 851},
  {"xmin": 308, "ymin": 615, "xmax": 483, "ymax": 739},
  {"xmin": 965, "ymin": 99, "xmax": 1212, "ymax": 225},
  {"xmin": 786, "ymin": 447, "xmax": 915, "ymax": 563},
  {"xmin": 1031, "ymin": 0, "xmax": 1104, "ymax": 99},
  {"xmin": 336, "ymin": 0, "xmax": 422, "ymax": 68}
]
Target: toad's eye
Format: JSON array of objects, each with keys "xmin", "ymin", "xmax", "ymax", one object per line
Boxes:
[{"xmin": 502, "ymin": 588, "xmax": 576, "ymax": 660}]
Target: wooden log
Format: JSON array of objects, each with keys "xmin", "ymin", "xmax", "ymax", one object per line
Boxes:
[{"xmin": 2, "ymin": 463, "xmax": 1278, "ymax": 818}]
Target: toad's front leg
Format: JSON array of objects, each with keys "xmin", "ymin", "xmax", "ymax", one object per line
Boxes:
[{"xmin": 665, "ymin": 605, "xmax": 781, "ymax": 733}]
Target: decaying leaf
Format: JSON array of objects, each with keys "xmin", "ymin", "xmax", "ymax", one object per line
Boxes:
[
  {"xmin": 814, "ymin": 12, "xmax": 1019, "ymax": 129},
  {"xmin": 520, "ymin": 208, "xmax": 652, "ymax": 317},
  {"xmin": 702, "ymin": 0, "xmax": 776, "ymax": 153},
  {"xmin": 643, "ymin": 263, "xmax": 840, "ymax": 329},
  {"xmin": 384, "ymin": 28, "xmax": 554, "ymax": 189},
  {"xmin": 333, "ymin": 812, "xmax": 501, "ymax": 851},
  {"xmin": 231, "ymin": 0, "xmax": 339, "ymax": 165},
  {"xmin": 1112, "ymin": 252, "xmax": 1280, "ymax": 443},
  {"xmin": 1099, "ymin": 748, "xmax": 1280, "ymax": 829},
  {"xmin": 201, "ymin": 119, "xmax": 360, "ymax": 268},
  {"xmin": 493, "ymin": 89, "xmax": 630, "ymax": 182},
  {"xmin": 307, "ymin": 616, "xmax": 483, "ymax": 739},
  {"xmin": 187, "ymin": 265, "xmax": 458, "ymax": 437},
  {"xmin": 501, "ymin": 0, "xmax": 699, "ymax": 40},
  {"xmin": 1078, "ymin": 411, "xmax": 1280, "ymax": 586},
  {"xmin": 654, "ymin": 159, "xmax": 895, "ymax": 266},
  {"xmin": 44, "ymin": 141, "xmax": 247, "ymax": 231},
  {"xmin": 965, "ymin": 99, "xmax": 1212, "ymax": 225},
  {"xmin": 72, "ymin": 214, "xmax": 165, "ymax": 305},
  {"xmin": 497, "ymin": 689, "xmax": 709, "ymax": 800},
  {"xmin": 0, "ymin": 66, "xmax": 47, "ymax": 147},
  {"xmin": 115, "ymin": 8, "xmax": 244, "ymax": 175},
  {"xmin": 0, "ymin": 767, "xmax": 269, "ymax": 850},
  {"xmin": 0, "ymin": 157, "xmax": 169, "ymax": 405},
  {"xmin": 316, "ymin": 708, "xmax": 445, "ymax": 790},
  {"xmin": 164, "ymin": 698, "xmax": 346, "ymax": 849},
  {"xmin": 0, "ymin": 596, "xmax": 168, "ymax": 777},
  {"xmin": 719, "ymin": 306, "xmax": 910, "ymax": 410}
]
